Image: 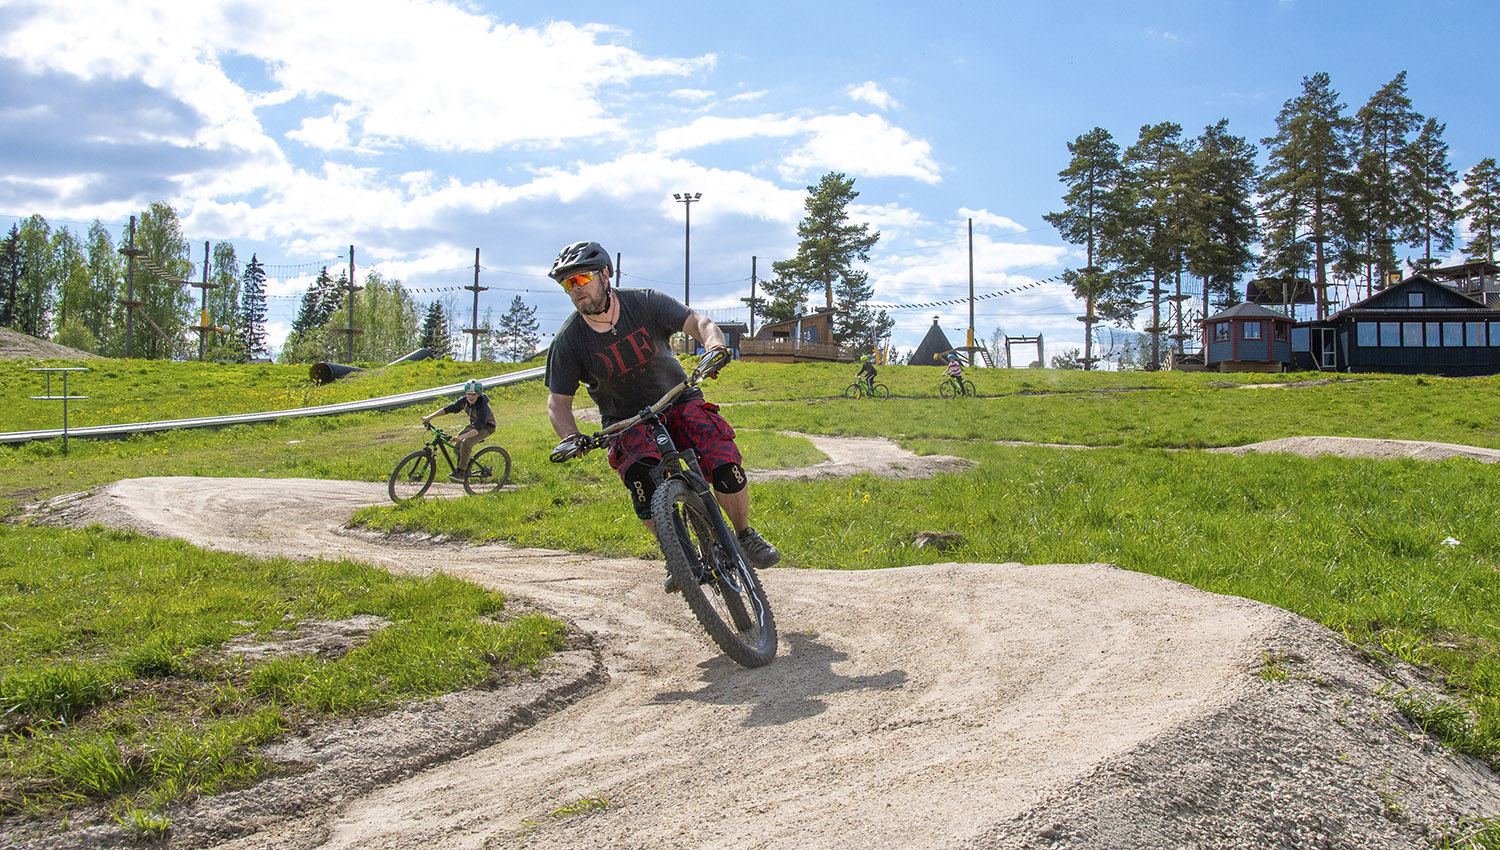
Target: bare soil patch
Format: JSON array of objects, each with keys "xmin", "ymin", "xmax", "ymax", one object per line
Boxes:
[
  {"xmin": 10, "ymin": 432, "xmax": 1500, "ymax": 849},
  {"xmin": 0, "ymin": 326, "xmax": 98, "ymax": 360},
  {"xmin": 1211, "ymin": 435, "xmax": 1500, "ymax": 463}
]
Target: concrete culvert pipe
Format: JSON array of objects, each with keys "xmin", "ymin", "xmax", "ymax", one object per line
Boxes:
[
  {"xmin": 387, "ymin": 347, "xmax": 434, "ymax": 366},
  {"xmin": 310, "ymin": 362, "xmax": 365, "ymax": 384}
]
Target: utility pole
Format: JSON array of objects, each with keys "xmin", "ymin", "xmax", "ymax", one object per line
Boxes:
[
  {"xmin": 118, "ymin": 216, "xmax": 141, "ymax": 358},
  {"xmin": 464, "ymin": 248, "xmax": 488, "ymax": 361},
  {"xmin": 673, "ymin": 192, "xmax": 700, "ymax": 306},
  {"xmin": 967, "ymin": 217, "xmax": 975, "ymax": 366}
]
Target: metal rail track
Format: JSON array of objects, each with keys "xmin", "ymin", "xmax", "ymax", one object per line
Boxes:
[{"xmin": 2, "ymin": 366, "xmax": 545, "ymax": 446}]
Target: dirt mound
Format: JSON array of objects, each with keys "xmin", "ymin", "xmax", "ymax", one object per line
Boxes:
[
  {"xmin": 1212, "ymin": 436, "xmax": 1500, "ymax": 463},
  {"xmin": 0, "ymin": 326, "xmax": 98, "ymax": 360},
  {"xmin": 12, "ymin": 475, "xmax": 1498, "ymax": 850}
]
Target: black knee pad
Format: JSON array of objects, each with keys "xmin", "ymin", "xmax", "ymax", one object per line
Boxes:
[
  {"xmin": 711, "ymin": 462, "xmax": 748, "ymax": 494},
  {"xmin": 622, "ymin": 461, "xmax": 658, "ymax": 518}
]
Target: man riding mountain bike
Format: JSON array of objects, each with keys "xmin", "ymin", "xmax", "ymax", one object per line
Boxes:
[
  {"xmin": 542, "ymin": 240, "xmax": 780, "ymax": 592},
  {"xmin": 420, "ymin": 379, "xmax": 495, "ymax": 481}
]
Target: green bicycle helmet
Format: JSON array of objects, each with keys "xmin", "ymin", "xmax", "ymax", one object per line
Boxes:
[
  {"xmin": 860, "ymin": 354, "xmax": 870, "ymax": 362},
  {"xmin": 463, "ymin": 380, "xmax": 483, "ymax": 394}
]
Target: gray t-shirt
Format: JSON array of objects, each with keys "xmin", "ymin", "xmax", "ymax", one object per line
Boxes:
[{"xmin": 545, "ymin": 288, "xmax": 699, "ymax": 426}]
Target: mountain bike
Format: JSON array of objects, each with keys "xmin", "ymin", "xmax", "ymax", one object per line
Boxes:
[
  {"xmin": 938, "ymin": 375, "xmax": 976, "ymax": 398},
  {"xmin": 550, "ymin": 350, "xmax": 777, "ymax": 668},
  {"xmin": 844, "ymin": 377, "xmax": 889, "ymax": 400},
  {"xmin": 388, "ymin": 424, "xmax": 511, "ymax": 503}
]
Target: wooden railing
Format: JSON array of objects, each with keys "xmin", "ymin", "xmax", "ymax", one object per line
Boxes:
[{"xmin": 739, "ymin": 339, "xmax": 858, "ymax": 361}]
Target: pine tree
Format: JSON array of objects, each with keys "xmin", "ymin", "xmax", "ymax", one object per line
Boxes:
[
  {"xmin": 419, "ymin": 301, "xmax": 451, "ymax": 358},
  {"xmin": 1184, "ymin": 120, "xmax": 1259, "ymax": 311},
  {"xmin": 291, "ymin": 267, "xmax": 340, "ymax": 341},
  {"xmin": 1043, "ymin": 126, "xmax": 1138, "ymax": 369},
  {"xmin": 1399, "ymin": 117, "xmax": 1457, "ymax": 269},
  {"xmin": 495, "ymin": 295, "xmax": 541, "ymax": 361},
  {"xmin": 1120, "ymin": 122, "xmax": 1188, "ymax": 369},
  {"xmin": 1259, "ymin": 72, "xmax": 1355, "ymax": 317},
  {"xmin": 762, "ymin": 172, "xmax": 880, "ymax": 326},
  {"xmin": 1350, "ymin": 72, "xmax": 1421, "ymax": 289},
  {"xmin": 239, "ymin": 254, "xmax": 268, "ymax": 360},
  {"xmin": 1460, "ymin": 158, "xmax": 1500, "ymax": 262}
]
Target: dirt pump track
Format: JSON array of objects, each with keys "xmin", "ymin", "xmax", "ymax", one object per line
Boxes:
[{"xmin": 13, "ymin": 433, "xmax": 1500, "ymax": 850}]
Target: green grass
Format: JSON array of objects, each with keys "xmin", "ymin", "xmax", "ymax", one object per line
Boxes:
[
  {"xmin": 3, "ymin": 356, "xmax": 1500, "ymax": 820},
  {"xmin": 0, "ymin": 523, "xmax": 565, "ymax": 823}
]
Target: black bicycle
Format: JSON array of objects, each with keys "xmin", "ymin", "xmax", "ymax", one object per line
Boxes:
[
  {"xmin": 550, "ymin": 350, "xmax": 777, "ymax": 668},
  {"xmin": 388, "ymin": 424, "xmax": 511, "ymax": 503},
  {"xmin": 938, "ymin": 374, "xmax": 976, "ymax": 398}
]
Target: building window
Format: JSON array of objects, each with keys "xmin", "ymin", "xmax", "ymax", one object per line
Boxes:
[
  {"xmin": 1468, "ymin": 322, "xmax": 1485, "ymax": 346},
  {"xmin": 1380, "ymin": 322, "xmax": 1401, "ymax": 347},
  {"xmin": 1491, "ymin": 322, "xmax": 1500, "ymax": 346},
  {"xmin": 1402, "ymin": 322, "xmax": 1423, "ymax": 346},
  {"xmin": 1356, "ymin": 323, "xmax": 1377, "ymax": 347},
  {"xmin": 1243, "ymin": 321, "xmax": 1262, "ymax": 340},
  {"xmin": 1212, "ymin": 323, "xmax": 1229, "ymax": 342},
  {"xmin": 1273, "ymin": 323, "xmax": 1288, "ymax": 342},
  {"xmin": 1409, "ymin": 292, "xmax": 1425, "ymax": 307},
  {"xmin": 1426, "ymin": 323, "xmax": 1441, "ymax": 347},
  {"xmin": 1443, "ymin": 322, "xmax": 1464, "ymax": 347}
]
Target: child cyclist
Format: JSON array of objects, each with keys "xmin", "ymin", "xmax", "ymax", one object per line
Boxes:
[{"xmin": 855, "ymin": 354, "xmax": 877, "ymax": 394}]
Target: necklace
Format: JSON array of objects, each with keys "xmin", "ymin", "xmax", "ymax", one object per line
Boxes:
[{"xmin": 582, "ymin": 291, "xmax": 619, "ymax": 334}]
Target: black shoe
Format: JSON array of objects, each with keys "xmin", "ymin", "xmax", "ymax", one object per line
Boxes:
[
  {"xmin": 447, "ymin": 472, "xmax": 466, "ymax": 483},
  {"xmin": 736, "ymin": 527, "xmax": 780, "ymax": 569}
]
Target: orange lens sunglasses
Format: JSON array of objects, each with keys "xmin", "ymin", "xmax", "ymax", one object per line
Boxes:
[{"xmin": 560, "ymin": 270, "xmax": 598, "ymax": 291}]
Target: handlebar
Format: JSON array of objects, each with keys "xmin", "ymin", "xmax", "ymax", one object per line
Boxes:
[{"xmin": 550, "ymin": 348, "xmax": 729, "ymax": 463}]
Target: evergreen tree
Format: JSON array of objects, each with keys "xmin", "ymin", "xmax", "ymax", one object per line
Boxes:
[
  {"xmin": 239, "ymin": 254, "xmax": 268, "ymax": 360},
  {"xmin": 419, "ymin": 301, "xmax": 451, "ymax": 358},
  {"xmin": 762, "ymin": 172, "xmax": 880, "ymax": 326},
  {"xmin": 1043, "ymin": 126, "xmax": 1138, "ymax": 369},
  {"xmin": 1399, "ymin": 117, "xmax": 1457, "ymax": 269},
  {"xmin": 495, "ymin": 295, "xmax": 541, "ymax": 361},
  {"xmin": 1259, "ymin": 72, "xmax": 1355, "ymax": 317},
  {"xmin": 1460, "ymin": 157, "xmax": 1500, "ymax": 262},
  {"xmin": 1350, "ymin": 72, "xmax": 1421, "ymax": 289},
  {"xmin": 291, "ymin": 267, "xmax": 340, "ymax": 341},
  {"xmin": 476, "ymin": 307, "xmax": 500, "ymax": 361},
  {"xmin": 1120, "ymin": 122, "xmax": 1188, "ymax": 369},
  {"xmin": 0, "ymin": 225, "xmax": 18, "ymax": 327},
  {"xmin": 1184, "ymin": 120, "xmax": 1260, "ymax": 311}
]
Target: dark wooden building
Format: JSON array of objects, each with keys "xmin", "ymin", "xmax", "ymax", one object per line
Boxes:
[
  {"xmin": 1202, "ymin": 302, "xmax": 1295, "ymax": 372},
  {"xmin": 1289, "ymin": 274, "xmax": 1500, "ymax": 375},
  {"xmin": 739, "ymin": 307, "xmax": 857, "ymax": 363}
]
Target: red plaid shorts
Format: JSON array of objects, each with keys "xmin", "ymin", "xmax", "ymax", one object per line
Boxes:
[{"xmin": 606, "ymin": 398, "xmax": 742, "ymax": 478}]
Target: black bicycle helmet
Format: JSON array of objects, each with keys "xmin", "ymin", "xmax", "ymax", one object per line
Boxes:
[{"xmin": 549, "ymin": 240, "xmax": 613, "ymax": 282}]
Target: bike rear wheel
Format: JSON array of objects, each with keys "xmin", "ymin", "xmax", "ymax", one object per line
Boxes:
[
  {"xmin": 962, "ymin": 379, "xmax": 976, "ymax": 397},
  {"xmin": 939, "ymin": 379, "xmax": 956, "ymax": 399},
  {"xmin": 872, "ymin": 383, "xmax": 889, "ymax": 400},
  {"xmin": 651, "ymin": 478, "xmax": 777, "ymax": 668},
  {"xmin": 464, "ymin": 446, "xmax": 511, "ymax": 495},
  {"xmin": 389, "ymin": 449, "xmax": 435, "ymax": 502}
]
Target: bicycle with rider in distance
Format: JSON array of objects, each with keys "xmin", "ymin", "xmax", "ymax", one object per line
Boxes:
[
  {"xmin": 388, "ymin": 424, "xmax": 511, "ymax": 503},
  {"xmin": 938, "ymin": 374, "xmax": 976, "ymax": 398},
  {"xmin": 844, "ymin": 377, "xmax": 890, "ymax": 400},
  {"xmin": 550, "ymin": 349, "xmax": 778, "ymax": 668}
]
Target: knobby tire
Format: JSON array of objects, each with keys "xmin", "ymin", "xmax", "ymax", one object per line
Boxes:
[
  {"xmin": 464, "ymin": 446, "xmax": 512, "ymax": 495},
  {"xmin": 939, "ymin": 379, "xmax": 956, "ymax": 399},
  {"xmin": 389, "ymin": 449, "xmax": 436, "ymax": 502},
  {"xmin": 844, "ymin": 383, "xmax": 862, "ymax": 399},
  {"xmin": 651, "ymin": 478, "xmax": 777, "ymax": 668},
  {"xmin": 962, "ymin": 379, "xmax": 976, "ymax": 397},
  {"xmin": 872, "ymin": 383, "xmax": 889, "ymax": 400}
]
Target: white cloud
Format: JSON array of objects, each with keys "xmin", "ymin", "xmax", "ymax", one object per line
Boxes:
[
  {"xmin": 670, "ymin": 89, "xmax": 716, "ymax": 102},
  {"xmin": 847, "ymin": 81, "xmax": 897, "ymax": 110},
  {"xmin": 957, "ymin": 207, "xmax": 1026, "ymax": 233},
  {"xmin": 781, "ymin": 114, "xmax": 941, "ymax": 184}
]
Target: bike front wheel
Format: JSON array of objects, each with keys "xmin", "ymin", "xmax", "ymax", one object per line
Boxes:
[
  {"xmin": 389, "ymin": 449, "xmax": 436, "ymax": 503},
  {"xmin": 939, "ymin": 380, "xmax": 956, "ymax": 399},
  {"xmin": 464, "ymin": 446, "xmax": 512, "ymax": 495},
  {"xmin": 844, "ymin": 383, "xmax": 862, "ymax": 399},
  {"xmin": 651, "ymin": 478, "xmax": 777, "ymax": 668},
  {"xmin": 872, "ymin": 383, "xmax": 889, "ymax": 400}
]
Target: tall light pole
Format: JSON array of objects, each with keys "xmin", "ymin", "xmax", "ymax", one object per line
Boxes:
[{"xmin": 673, "ymin": 192, "xmax": 701, "ymax": 306}]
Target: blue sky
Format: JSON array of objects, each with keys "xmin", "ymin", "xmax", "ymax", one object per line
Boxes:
[{"xmin": 1, "ymin": 0, "xmax": 1495, "ymax": 361}]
